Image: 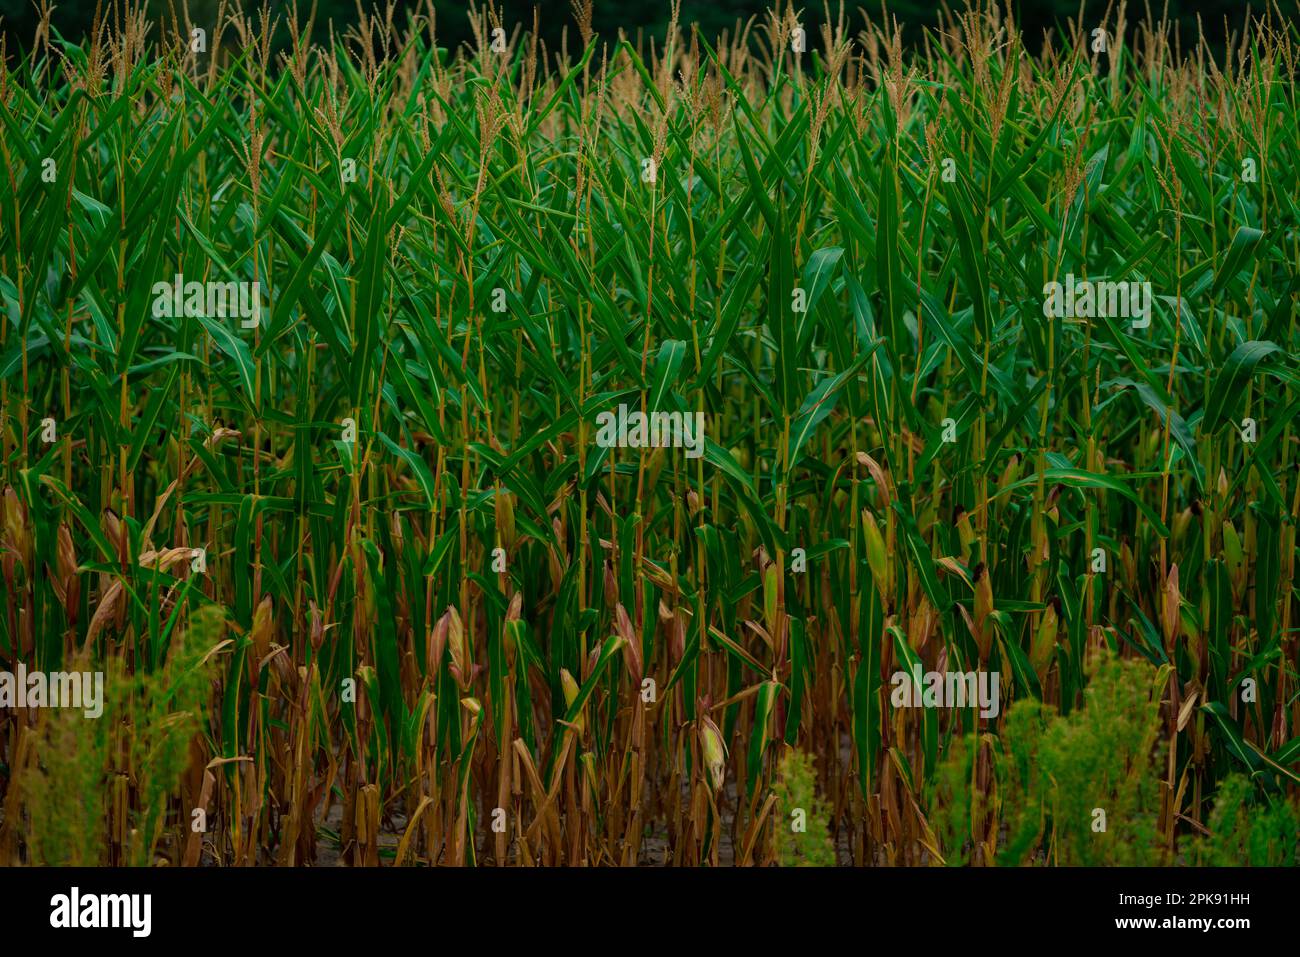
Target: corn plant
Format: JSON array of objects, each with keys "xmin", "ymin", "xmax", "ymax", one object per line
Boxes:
[{"xmin": 0, "ymin": 0, "xmax": 1297, "ymax": 866}]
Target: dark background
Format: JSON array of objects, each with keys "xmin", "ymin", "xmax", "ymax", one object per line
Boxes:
[{"xmin": 0, "ymin": 0, "xmax": 1293, "ymax": 62}]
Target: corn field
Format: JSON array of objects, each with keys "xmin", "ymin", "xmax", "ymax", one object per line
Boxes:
[{"xmin": 1, "ymin": 0, "xmax": 1298, "ymax": 867}]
